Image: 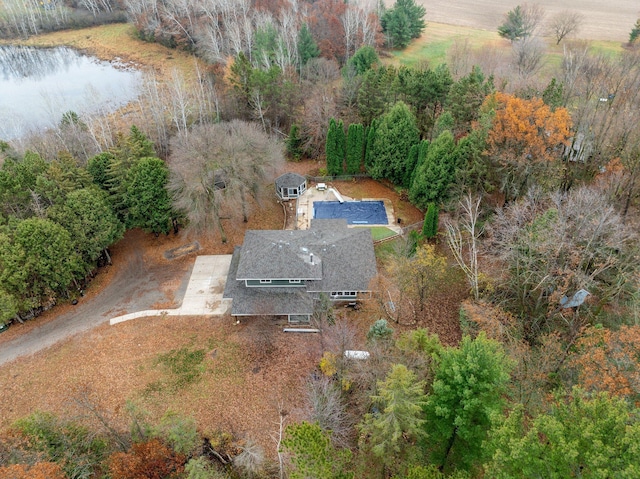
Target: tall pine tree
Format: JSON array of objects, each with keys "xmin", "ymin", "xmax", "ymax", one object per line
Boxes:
[
  {"xmin": 364, "ymin": 121, "xmax": 377, "ymax": 172},
  {"xmin": 346, "ymin": 123, "xmax": 365, "ymax": 175},
  {"xmin": 425, "ymin": 333, "xmax": 512, "ymax": 471},
  {"xmin": 422, "ymin": 202, "xmax": 439, "ymax": 239},
  {"xmin": 368, "ymin": 102, "xmax": 420, "ymax": 184},
  {"xmin": 326, "ymin": 119, "xmax": 346, "ymax": 176},
  {"xmin": 410, "ymin": 130, "xmax": 458, "ymax": 209},
  {"xmin": 298, "ymin": 23, "xmax": 320, "ymax": 69}
]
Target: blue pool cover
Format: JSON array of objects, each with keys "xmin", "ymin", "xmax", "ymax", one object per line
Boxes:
[{"xmin": 313, "ymin": 201, "xmax": 388, "ymax": 225}]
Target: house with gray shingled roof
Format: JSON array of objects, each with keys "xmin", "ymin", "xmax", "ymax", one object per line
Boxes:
[{"xmin": 223, "ymin": 219, "xmax": 377, "ymax": 322}]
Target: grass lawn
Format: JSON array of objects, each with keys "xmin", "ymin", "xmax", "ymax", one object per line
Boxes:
[
  {"xmin": 388, "ymin": 21, "xmax": 626, "ymax": 71},
  {"xmin": 368, "ymin": 226, "xmax": 398, "ymax": 241},
  {"xmin": 388, "ymin": 22, "xmax": 502, "ymax": 68}
]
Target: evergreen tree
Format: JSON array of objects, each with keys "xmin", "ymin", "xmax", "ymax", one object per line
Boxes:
[
  {"xmin": 498, "ymin": 5, "xmax": 528, "ymax": 41},
  {"xmin": 282, "ymin": 422, "xmax": 353, "ymax": 479},
  {"xmin": 406, "ymin": 139, "xmax": 430, "ymax": 191},
  {"xmin": 229, "ymin": 52, "xmax": 253, "ymax": 104},
  {"xmin": 445, "ymin": 66, "xmax": 494, "ymax": 135},
  {"xmin": 364, "ymin": 121, "xmax": 377, "ymax": 172},
  {"xmin": 346, "ymin": 123, "xmax": 365, "ymax": 175},
  {"xmin": 424, "ymin": 333, "xmax": 512, "ymax": 472},
  {"xmin": 34, "ymin": 153, "xmax": 93, "ymax": 207},
  {"xmin": 403, "ymin": 143, "xmax": 420, "ymax": 189},
  {"xmin": 357, "ymin": 66, "xmax": 397, "ymax": 125},
  {"xmin": 542, "ymin": 77, "xmax": 564, "ymax": 110},
  {"xmin": 126, "ymin": 157, "xmax": 173, "ymax": 235},
  {"xmin": 368, "ymin": 102, "xmax": 420, "ymax": 184},
  {"xmin": 453, "ymin": 114, "xmax": 491, "ymax": 193},
  {"xmin": 410, "ymin": 130, "xmax": 458, "ymax": 209},
  {"xmin": 298, "ymin": 23, "xmax": 320, "ymax": 69},
  {"xmin": 47, "ymin": 187, "xmax": 124, "ymax": 268},
  {"xmin": 106, "ymin": 126, "xmax": 157, "ymax": 222},
  {"xmin": 112, "ymin": 125, "xmax": 156, "ymax": 161},
  {"xmin": 395, "ymin": 64, "xmax": 453, "ymax": 137},
  {"xmin": 381, "ymin": 0, "xmax": 427, "ymax": 49},
  {"xmin": 252, "ymin": 23, "xmax": 278, "ymax": 67},
  {"xmin": 629, "ymin": 18, "xmax": 640, "ymax": 45},
  {"xmin": 87, "ymin": 152, "xmax": 116, "ymax": 191},
  {"xmin": 347, "ymin": 46, "xmax": 380, "ymax": 75},
  {"xmin": 336, "ymin": 119, "xmax": 346, "ymax": 174},
  {"xmin": 487, "ymin": 390, "xmax": 640, "ymax": 478},
  {"xmin": 286, "ymin": 124, "xmax": 304, "ymax": 160},
  {"xmin": 360, "ymin": 364, "xmax": 427, "ymax": 475},
  {"xmin": 0, "ymin": 152, "xmax": 47, "ymax": 219},
  {"xmin": 0, "ymin": 218, "xmax": 80, "ymax": 310},
  {"xmin": 0, "ymin": 289, "xmax": 18, "ymax": 326},
  {"xmin": 422, "ymin": 202, "xmax": 438, "ymax": 239},
  {"xmin": 326, "ymin": 118, "xmax": 345, "ymax": 176}
]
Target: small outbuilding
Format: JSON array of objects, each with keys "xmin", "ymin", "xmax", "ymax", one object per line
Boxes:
[{"xmin": 275, "ymin": 172, "xmax": 306, "ymax": 200}]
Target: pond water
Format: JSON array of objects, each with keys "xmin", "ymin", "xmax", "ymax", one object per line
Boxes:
[{"xmin": 0, "ymin": 45, "xmax": 141, "ymax": 140}]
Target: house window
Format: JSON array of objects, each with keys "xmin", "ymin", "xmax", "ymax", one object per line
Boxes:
[
  {"xmin": 259, "ymin": 279, "xmax": 272, "ymax": 284},
  {"xmin": 289, "ymin": 187, "xmax": 298, "ymax": 196},
  {"xmin": 330, "ymin": 291, "xmax": 357, "ymax": 298}
]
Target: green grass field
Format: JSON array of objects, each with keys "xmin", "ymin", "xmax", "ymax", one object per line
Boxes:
[
  {"xmin": 388, "ymin": 21, "xmax": 625, "ymax": 71},
  {"xmin": 387, "ymin": 22, "xmax": 502, "ymax": 68}
]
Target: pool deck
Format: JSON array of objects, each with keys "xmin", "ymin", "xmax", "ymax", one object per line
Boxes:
[{"xmin": 294, "ymin": 185, "xmax": 400, "ymax": 232}]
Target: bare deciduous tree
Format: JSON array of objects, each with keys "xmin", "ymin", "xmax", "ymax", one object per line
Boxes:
[
  {"xmin": 306, "ymin": 376, "xmax": 353, "ymax": 448},
  {"xmin": 300, "ymin": 82, "xmax": 339, "ymax": 159},
  {"xmin": 233, "ymin": 438, "xmax": 265, "ymax": 478},
  {"xmin": 521, "ymin": 2, "xmax": 546, "ymax": 37},
  {"xmin": 547, "ymin": 10, "xmax": 584, "ymax": 45},
  {"xmin": 486, "ymin": 186, "xmax": 638, "ymax": 341},
  {"xmin": 512, "ymin": 35, "xmax": 546, "ymax": 78},
  {"xmin": 447, "ymin": 37, "xmax": 473, "ymax": 79},
  {"xmin": 168, "ymin": 120, "xmax": 284, "ymax": 241},
  {"xmin": 445, "ymin": 193, "xmax": 483, "ymax": 301}
]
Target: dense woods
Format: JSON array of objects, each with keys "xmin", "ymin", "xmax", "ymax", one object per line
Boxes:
[{"xmin": 2, "ymin": 0, "xmax": 640, "ymax": 477}]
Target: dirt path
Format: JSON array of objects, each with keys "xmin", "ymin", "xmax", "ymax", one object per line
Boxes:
[{"xmin": 0, "ymin": 230, "xmax": 193, "ymax": 366}]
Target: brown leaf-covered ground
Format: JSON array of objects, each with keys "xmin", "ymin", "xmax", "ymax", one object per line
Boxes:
[{"xmin": 0, "ymin": 162, "xmax": 465, "ymax": 455}]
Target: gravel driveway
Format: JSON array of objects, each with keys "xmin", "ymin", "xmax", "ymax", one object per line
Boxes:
[{"xmin": 0, "ymin": 235, "xmax": 193, "ymax": 367}]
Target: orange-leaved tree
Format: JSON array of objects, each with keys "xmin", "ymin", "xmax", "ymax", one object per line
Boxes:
[
  {"xmin": 484, "ymin": 92, "xmax": 572, "ymax": 200},
  {"xmin": 108, "ymin": 439, "xmax": 186, "ymax": 479},
  {"xmin": 569, "ymin": 325, "xmax": 640, "ymax": 401}
]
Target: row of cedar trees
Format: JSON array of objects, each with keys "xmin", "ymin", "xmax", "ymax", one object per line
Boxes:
[
  {"xmin": 325, "ymin": 119, "xmax": 367, "ymax": 176},
  {"xmin": 324, "ymin": 116, "xmax": 439, "ymax": 238}
]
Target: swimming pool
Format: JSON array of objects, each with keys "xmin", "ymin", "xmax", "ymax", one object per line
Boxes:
[{"xmin": 313, "ymin": 200, "xmax": 389, "ymax": 225}]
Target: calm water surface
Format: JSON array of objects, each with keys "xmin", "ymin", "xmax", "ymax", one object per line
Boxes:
[{"xmin": 0, "ymin": 45, "xmax": 141, "ymax": 140}]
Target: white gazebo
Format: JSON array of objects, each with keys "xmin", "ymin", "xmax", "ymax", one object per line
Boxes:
[{"xmin": 275, "ymin": 172, "xmax": 307, "ymax": 200}]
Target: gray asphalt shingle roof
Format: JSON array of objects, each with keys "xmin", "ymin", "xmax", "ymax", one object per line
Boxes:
[
  {"xmin": 224, "ymin": 247, "xmax": 315, "ymax": 316},
  {"xmin": 235, "ymin": 219, "xmax": 376, "ymax": 289},
  {"xmin": 224, "ymin": 219, "xmax": 377, "ymax": 316},
  {"xmin": 275, "ymin": 172, "xmax": 306, "ymax": 189}
]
